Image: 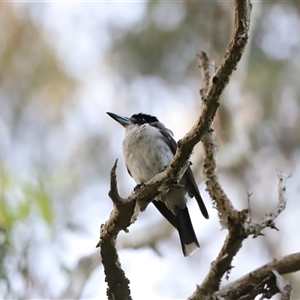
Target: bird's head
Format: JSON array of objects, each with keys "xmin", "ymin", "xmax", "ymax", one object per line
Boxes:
[{"xmin": 107, "ymin": 112, "xmax": 159, "ymax": 128}]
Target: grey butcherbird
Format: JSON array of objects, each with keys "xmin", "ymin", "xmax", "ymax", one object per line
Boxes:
[{"xmin": 107, "ymin": 112, "xmax": 209, "ymax": 256}]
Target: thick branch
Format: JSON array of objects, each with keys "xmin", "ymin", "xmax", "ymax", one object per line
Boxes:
[
  {"xmin": 99, "ymin": 160, "xmax": 134, "ymax": 300},
  {"xmin": 216, "ymin": 252, "xmax": 300, "ymax": 299}
]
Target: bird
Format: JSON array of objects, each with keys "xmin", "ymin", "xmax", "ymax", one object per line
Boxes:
[{"xmin": 107, "ymin": 112, "xmax": 209, "ymax": 256}]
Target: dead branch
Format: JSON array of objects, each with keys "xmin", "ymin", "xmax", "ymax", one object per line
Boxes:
[
  {"xmin": 61, "ymin": 220, "xmax": 173, "ymax": 299},
  {"xmin": 99, "ymin": 159, "xmax": 133, "ymax": 300},
  {"xmin": 188, "ymin": 2, "xmax": 293, "ymax": 299},
  {"xmin": 244, "ymin": 171, "xmax": 291, "ymax": 237},
  {"xmin": 188, "ymin": 49, "xmax": 249, "ymax": 300},
  {"xmin": 215, "ymin": 252, "xmax": 300, "ymax": 299},
  {"xmin": 189, "ymin": 111, "xmax": 291, "ymax": 299},
  {"xmin": 198, "ymin": 52, "xmax": 240, "ymax": 229},
  {"xmin": 189, "ymin": 57, "xmax": 291, "ymax": 299}
]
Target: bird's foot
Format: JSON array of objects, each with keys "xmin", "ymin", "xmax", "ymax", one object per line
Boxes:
[{"xmin": 134, "ymin": 183, "xmax": 144, "ymax": 191}]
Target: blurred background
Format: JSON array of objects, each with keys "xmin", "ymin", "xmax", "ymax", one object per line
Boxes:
[{"xmin": 0, "ymin": 1, "xmax": 300, "ymax": 299}]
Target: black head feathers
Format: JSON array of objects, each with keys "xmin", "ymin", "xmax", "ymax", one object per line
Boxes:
[{"xmin": 130, "ymin": 113, "xmax": 159, "ymax": 125}]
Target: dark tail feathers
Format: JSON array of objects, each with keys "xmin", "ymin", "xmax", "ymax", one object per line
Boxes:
[{"xmin": 175, "ymin": 207, "xmax": 200, "ymax": 256}]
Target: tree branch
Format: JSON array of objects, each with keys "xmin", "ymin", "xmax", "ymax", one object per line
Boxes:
[
  {"xmin": 99, "ymin": 1, "xmax": 252, "ymax": 299},
  {"xmin": 99, "ymin": 160, "xmax": 134, "ymax": 300},
  {"xmin": 98, "ymin": 162, "xmax": 178, "ymax": 300},
  {"xmin": 188, "ymin": 2, "xmax": 292, "ymax": 299},
  {"xmin": 61, "ymin": 220, "xmax": 173, "ymax": 299},
  {"xmin": 244, "ymin": 171, "xmax": 291, "ymax": 237},
  {"xmin": 216, "ymin": 252, "xmax": 300, "ymax": 299},
  {"xmin": 185, "ymin": 51, "xmax": 245, "ymax": 300},
  {"xmin": 197, "ymin": 51, "xmax": 240, "ymax": 229},
  {"xmin": 189, "ymin": 146, "xmax": 290, "ymax": 299}
]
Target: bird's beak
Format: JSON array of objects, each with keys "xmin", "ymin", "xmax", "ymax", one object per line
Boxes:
[{"xmin": 107, "ymin": 112, "xmax": 133, "ymax": 127}]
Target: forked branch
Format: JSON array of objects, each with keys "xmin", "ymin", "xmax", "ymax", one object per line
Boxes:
[{"xmin": 99, "ymin": 1, "xmax": 253, "ymax": 299}]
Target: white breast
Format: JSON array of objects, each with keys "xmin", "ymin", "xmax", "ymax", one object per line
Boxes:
[{"xmin": 122, "ymin": 124, "xmax": 174, "ymax": 184}]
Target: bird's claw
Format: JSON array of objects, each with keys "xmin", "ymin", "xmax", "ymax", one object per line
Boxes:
[{"xmin": 134, "ymin": 183, "xmax": 144, "ymax": 191}]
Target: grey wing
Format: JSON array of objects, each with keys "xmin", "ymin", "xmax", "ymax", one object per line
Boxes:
[
  {"xmin": 156, "ymin": 122, "xmax": 209, "ymax": 219},
  {"xmin": 153, "ymin": 121, "xmax": 177, "ymax": 154}
]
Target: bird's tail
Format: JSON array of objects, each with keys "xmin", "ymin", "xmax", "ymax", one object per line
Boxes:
[{"xmin": 175, "ymin": 207, "xmax": 200, "ymax": 256}]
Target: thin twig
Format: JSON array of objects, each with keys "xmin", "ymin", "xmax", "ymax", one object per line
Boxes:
[{"xmin": 244, "ymin": 171, "xmax": 291, "ymax": 237}]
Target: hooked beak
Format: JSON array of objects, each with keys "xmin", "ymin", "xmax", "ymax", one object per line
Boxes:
[{"xmin": 106, "ymin": 112, "xmax": 133, "ymax": 127}]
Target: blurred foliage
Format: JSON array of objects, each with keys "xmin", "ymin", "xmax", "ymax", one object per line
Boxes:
[
  {"xmin": 0, "ymin": 2, "xmax": 76, "ymax": 298},
  {"xmin": 111, "ymin": 1, "xmax": 232, "ymax": 82},
  {"xmin": 0, "ymin": 164, "xmax": 54, "ymax": 298},
  {"xmin": 0, "ymin": 2, "xmax": 77, "ymax": 138},
  {"xmin": 0, "ymin": 166, "xmax": 53, "ymax": 227}
]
